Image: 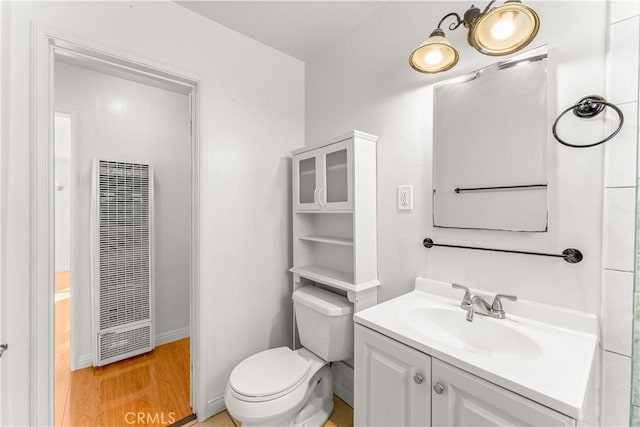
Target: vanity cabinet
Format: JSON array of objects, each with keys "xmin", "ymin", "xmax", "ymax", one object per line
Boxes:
[
  {"xmin": 293, "ymin": 138, "xmax": 353, "ymax": 212},
  {"xmin": 354, "ymin": 325, "xmax": 575, "ymax": 427},
  {"xmin": 354, "ymin": 323, "xmax": 431, "ymax": 426}
]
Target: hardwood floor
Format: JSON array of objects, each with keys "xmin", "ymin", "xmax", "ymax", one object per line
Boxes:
[
  {"xmin": 55, "ymin": 272, "xmax": 191, "ymax": 426},
  {"xmin": 56, "ymin": 270, "xmax": 70, "ymax": 293}
]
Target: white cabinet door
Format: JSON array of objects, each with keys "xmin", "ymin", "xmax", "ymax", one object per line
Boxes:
[
  {"xmin": 293, "ymin": 150, "xmax": 322, "ymax": 211},
  {"xmin": 355, "ymin": 324, "xmax": 431, "ymax": 427},
  {"xmin": 319, "ymin": 139, "xmax": 352, "ymax": 211},
  {"xmin": 293, "ymin": 139, "xmax": 353, "ymax": 213},
  {"xmin": 431, "ymin": 359, "xmax": 575, "ymax": 427}
]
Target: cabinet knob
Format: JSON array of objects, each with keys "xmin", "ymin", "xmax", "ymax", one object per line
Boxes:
[
  {"xmin": 413, "ymin": 373, "xmax": 424, "ymax": 384},
  {"xmin": 432, "ymin": 382, "xmax": 445, "ymax": 394}
]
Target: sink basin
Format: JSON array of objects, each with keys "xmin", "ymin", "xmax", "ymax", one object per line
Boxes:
[{"xmin": 401, "ymin": 306, "xmax": 542, "ymax": 360}]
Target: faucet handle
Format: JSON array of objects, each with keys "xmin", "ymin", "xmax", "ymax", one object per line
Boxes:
[
  {"xmin": 491, "ymin": 294, "xmax": 517, "ymax": 316},
  {"xmin": 452, "ymin": 284, "xmax": 472, "ymax": 308}
]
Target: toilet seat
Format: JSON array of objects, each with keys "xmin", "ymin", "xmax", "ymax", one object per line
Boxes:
[
  {"xmin": 224, "ymin": 362, "xmax": 332, "ymax": 427},
  {"xmin": 229, "ymin": 347, "xmax": 312, "ymax": 402}
]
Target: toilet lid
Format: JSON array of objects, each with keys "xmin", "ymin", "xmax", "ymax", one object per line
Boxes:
[{"xmin": 229, "ymin": 347, "xmax": 311, "ymax": 399}]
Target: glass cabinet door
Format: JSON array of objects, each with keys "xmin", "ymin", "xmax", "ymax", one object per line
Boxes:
[
  {"xmin": 321, "ymin": 140, "xmax": 352, "ymax": 211},
  {"xmin": 294, "ymin": 153, "xmax": 321, "ymax": 211},
  {"xmin": 299, "ymin": 157, "xmax": 316, "ymax": 203}
]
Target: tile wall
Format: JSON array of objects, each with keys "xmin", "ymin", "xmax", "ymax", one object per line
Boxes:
[{"xmin": 603, "ymin": 1, "xmax": 639, "ymax": 425}]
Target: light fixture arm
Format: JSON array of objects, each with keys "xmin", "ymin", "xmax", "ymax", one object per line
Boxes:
[
  {"xmin": 436, "ymin": 1, "xmax": 500, "ymax": 33},
  {"xmin": 437, "ymin": 12, "xmax": 464, "ymax": 31},
  {"xmin": 481, "ymin": 0, "xmax": 498, "ymax": 15}
]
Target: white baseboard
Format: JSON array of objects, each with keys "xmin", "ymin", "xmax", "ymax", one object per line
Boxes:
[
  {"xmin": 74, "ymin": 327, "xmax": 189, "ymax": 370},
  {"xmin": 201, "ymin": 394, "xmax": 226, "ymax": 422},
  {"xmin": 155, "ymin": 326, "xmax": 190, "ymax": 347},
  {"xmin": 331, "ymin": 361, "xmax": 354, "ymax": 407},
  {"xmin": 75, "ymin": 354, "xmax": 93, "ymax": 370}
]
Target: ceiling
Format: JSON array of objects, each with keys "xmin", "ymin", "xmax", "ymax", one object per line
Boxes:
[{"xmin": 176, "ymin": 1, "xmax": 387, "ymax": 60}]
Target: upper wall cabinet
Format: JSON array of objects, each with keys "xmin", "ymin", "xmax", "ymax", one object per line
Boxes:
[
  {"xmin": 432, "ymin": 48, "xmax": 549, "ymax": 232},
  {"xmin": 293, "ymin": 138, "xmax": 354, "ymax": 212}
]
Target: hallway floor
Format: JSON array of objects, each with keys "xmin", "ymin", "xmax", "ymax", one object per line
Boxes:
[{"xmin": 55, "ymin": 271, "xmax": 192, "ymax": 426}]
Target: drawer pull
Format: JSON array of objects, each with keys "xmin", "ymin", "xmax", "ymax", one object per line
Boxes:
[{"xmin": 413, "ymin": 373, "xmax": 424, "ymax": 384}]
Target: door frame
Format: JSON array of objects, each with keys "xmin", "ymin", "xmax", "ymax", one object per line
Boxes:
[
  {"xmin": 52, "ymin": 108, "xmax": 80, "ymax": 370},
  {"xmin": 32, "ymin": 24, "xmax": 204, "ymax": 425}
]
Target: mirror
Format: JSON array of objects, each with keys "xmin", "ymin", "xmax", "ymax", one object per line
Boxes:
[{"xmin": 432, "ymin": 49, "xmax": 548, "ymax": 232}]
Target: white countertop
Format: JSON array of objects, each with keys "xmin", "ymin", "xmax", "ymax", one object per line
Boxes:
[{"xmin": 353, "ymin": 278, "xmax": 598, "ymax": 420}]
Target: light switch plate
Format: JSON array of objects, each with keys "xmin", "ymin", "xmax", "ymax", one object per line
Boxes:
[{"xmin": 398, "ymin": 185, "xmax": 413, "ymax": 210}]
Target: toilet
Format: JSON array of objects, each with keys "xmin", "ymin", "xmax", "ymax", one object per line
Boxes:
[{"xmin": 224, "ymin": 285, "xmax": 354, "ymax": 426}]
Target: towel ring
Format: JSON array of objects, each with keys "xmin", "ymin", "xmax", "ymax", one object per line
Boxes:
[{"xmin": 552, "ymin": 95, "xmax": 624, "ymax": 148}]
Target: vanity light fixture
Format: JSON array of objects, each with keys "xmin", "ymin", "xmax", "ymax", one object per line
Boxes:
[{"xmin": 409, "ymin": 0, "xmax": 540, "ymax": 74}]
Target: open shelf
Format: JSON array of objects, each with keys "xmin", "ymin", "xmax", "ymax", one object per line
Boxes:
[
  {"xmin": 289, "ymin": 265, "xmax": 353, "ymax": 291},
  {"xmin": 299, "ymin": 235, "xmax": 353, "ymax": 246},
  {"xmin": 289, "ymin": 264, "xmax": 379, "ymax": 293},
  {"xmin": 296, "ymin": 210, "xmax": 353, "ymax": 214}
]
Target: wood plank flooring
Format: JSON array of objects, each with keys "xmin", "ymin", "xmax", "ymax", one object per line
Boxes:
[
  {"xmin": 56, "ymin": 270, "xmax": 70, "ymax": 293},
  {"xmin": 55, "ymin": 272, "xmax": 192, "ymax": 426}
]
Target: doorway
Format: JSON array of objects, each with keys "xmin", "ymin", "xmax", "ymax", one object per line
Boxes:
[
  {"xmin": 53, "ymin": 111, "xmax": 73, "ymax": 425},
  {"xmin": 46, "ymin": 38, "xmax": 201, "ymax": 426}
]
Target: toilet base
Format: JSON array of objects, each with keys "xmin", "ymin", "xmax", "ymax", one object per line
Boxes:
[
  {"xmin": 294, "ymin": 397, "xmax": 333, "ymax": 427},
  {"xmin": 238, "ymin": 364, "xmax": 334, "ymax": 427},
  {"xmin": 292, "ymin": 366, "xmax": 334, "ymax": 426}
]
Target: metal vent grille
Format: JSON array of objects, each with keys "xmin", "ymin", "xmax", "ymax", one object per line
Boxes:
[
  {"xmin": 99, "ymin": 324, "xmax": 152, "ymax": 364},
  {"xmin": 92, "ymin": 160, "xmax": 154, "ymax": 366}
]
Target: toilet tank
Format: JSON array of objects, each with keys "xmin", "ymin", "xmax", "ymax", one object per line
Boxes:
[{"xmin": 292, "ymin": 286, "xmax": 354, "ymax": 362}]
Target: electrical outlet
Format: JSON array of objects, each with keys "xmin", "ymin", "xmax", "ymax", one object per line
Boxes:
[{"xmin": 397, "ymin": 185, "xmax": 413, "ymax": 210}]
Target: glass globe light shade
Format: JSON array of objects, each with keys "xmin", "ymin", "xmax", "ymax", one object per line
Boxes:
[
  {"xmin": 409, "ymin": 29, "xmax": 459, "ymax": 74},
  {"xmin": 469, "ymin": 0, "xmax": 540, "ymax": 56}
]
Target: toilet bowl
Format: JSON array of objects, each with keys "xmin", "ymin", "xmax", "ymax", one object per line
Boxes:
[
  {"xmin": 224, "ymin": 286, "xmax": 354, "ymax": 426},
  {"xmin": 224, "ymin": 347, "xmax": 334, "ymax": 427}
]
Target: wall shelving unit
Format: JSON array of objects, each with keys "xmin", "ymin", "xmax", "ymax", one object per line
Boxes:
[{"xmin": 290, "ymin": 129, "xmax": 379, "ymax": 311}]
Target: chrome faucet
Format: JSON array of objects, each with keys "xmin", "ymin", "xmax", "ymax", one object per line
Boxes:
[
  {"xmin": 452, "ymin": 284, "xmax": 517, "ymax": 322},
  {"xmin": 466, "ymin": 294, "xmax": 492, "ymax": 322},
  {"xmin": 451, "ymin": 284, "xmax": 472, "ymax": 310}
]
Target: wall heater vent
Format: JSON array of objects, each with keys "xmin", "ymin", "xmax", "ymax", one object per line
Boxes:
[{"xmin": 91, "ymin": 160, "xmax": 154, "ymax": 366}]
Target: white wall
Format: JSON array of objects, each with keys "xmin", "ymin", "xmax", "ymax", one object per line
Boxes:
[
  {"xmin": 306, "ymin": 1, "xmax": 607, "ymax": 314},
  {"xmin": 306, "ymin": 2, "xmax": 607, "ymax": 424},
  {"xmin": 54, "ymin": 114, "xmax": 71, "ymax": 272},
  {"xmin": 2, "ymin": 1, "xmax": 304, "ymax": 424},
  {"xmin": 601, "ymin": 1, "xmax": 640, "ymax": 425},
  {"xmin": 55, "ymin": 61, "xmax": 192, "ymax": 357}
]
